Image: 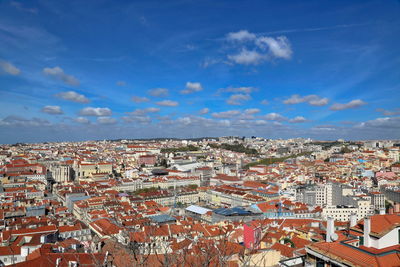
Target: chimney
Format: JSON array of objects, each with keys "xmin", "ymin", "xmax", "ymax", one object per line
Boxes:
[
  {"xmin": 363, "ymin": 216, "xmax": 371, "ymax": 247},
  {"xmin": 56, "ymin": 258, "xmax": 62, "ymax": 267},
  {"xmin": 350, "ymin": 213, "xmax": 357, "ymax": 227},
  {"xmin": 379, "ymin": 208, "xmax": 386, "ymax": 215},
  {"xmin": 326, "ymin": 217, "xmax": 335, "ymax": 242},
  {"xmin": 389, "ymin": 207, "xmax": 394, "ymax": 214},
  {"xmin": 21, "ymin": 246, "xmax": 29, "ymax": 257},
  {"xmin": 395, "ymin": 203, "xmax": 400, "ymax": 213}
]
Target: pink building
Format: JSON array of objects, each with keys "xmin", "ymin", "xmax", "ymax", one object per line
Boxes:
[
  {"xmin": 243, "ymin": 223, "xmax": 262, "ymax": 249},
  {"xmin": 138, "ymin": 155, "xmax": 156, "ymax": 166}
]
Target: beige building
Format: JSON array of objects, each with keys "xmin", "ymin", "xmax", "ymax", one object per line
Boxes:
[
  {"xmin": 76, "ymin": 162, "xmax": 113, "ymax": 179},
  {"xmin": 322, "ymin": 199, "xmax": 374, "ymax": 221}
]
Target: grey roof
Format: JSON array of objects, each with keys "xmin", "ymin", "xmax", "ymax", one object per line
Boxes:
[
  {"xmin": 214, "ymin": 207, "xmax": 253, "ymax": 216},
  {"xmin": 149, "ymin": 214, "xmax": 176, "ymax": 223}
]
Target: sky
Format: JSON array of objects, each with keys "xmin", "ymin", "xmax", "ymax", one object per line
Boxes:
[{"xmin": 0, "ymin": 0, "xmax": 399, "ymax": 143}]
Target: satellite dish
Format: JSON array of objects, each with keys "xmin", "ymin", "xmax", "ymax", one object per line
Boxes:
[{"xmin": 330, "ymin": 233, "xmax": 338, "ymax": 241}]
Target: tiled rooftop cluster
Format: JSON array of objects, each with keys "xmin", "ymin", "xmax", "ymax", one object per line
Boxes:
[{"xmin": 0, "ymin": 137, "xmax": 399, "ymax": 266}]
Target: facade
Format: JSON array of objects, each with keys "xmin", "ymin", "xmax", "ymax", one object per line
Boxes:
[
  {"xmin": 75, "ymin": 162, "xmax": 113, "ymax": 179},
  {"xmin": 322, "ymin": 200, "xmax": 374, "ymax": 221},
  {"xmin": 369, "ymin": 192, "xmax": 385, "ymax": 211},
  {"xmin": 49, "ymin": 164, "xmax": 73, "ymax": 183}
]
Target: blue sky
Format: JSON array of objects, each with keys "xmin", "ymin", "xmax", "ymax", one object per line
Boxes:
[{"xmin": 0, "ymin": 0, "xmax": 399, "ymax": 143}]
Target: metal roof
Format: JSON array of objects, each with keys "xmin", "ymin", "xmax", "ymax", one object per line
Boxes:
[
  {"xmin": 214, "ymin": 207, "xmax": 252, "ymax": 216},
  {"xmin": 149, "ymin": 214, "xmax": 176, "ymax": 223},
  {"xmin": 185, "ymin": 205, "xmax": 212, "ymax": 215}
]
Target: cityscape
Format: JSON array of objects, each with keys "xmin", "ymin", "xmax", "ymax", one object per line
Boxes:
[{"xmin": 1, "ymin": 0, "xmax": 400, "ymax": 267}]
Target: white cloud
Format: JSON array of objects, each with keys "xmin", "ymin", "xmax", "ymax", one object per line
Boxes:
[
  {"xmin": 56, "ymin": 91, "xmax": 89, "ymax": 103},
  {"xmin": 218, "ymin": 86, "xmax": 257, "ymax": 94},
  {"xmin": 212, "ymin": 110, "xmax": 240, "ymax": 118},
  {"xmin": 116, "ymin": 81, "xmax": 126, "ymax": 86},
  {"xmin": 0, "ymin": 60, "xmax": 20, "ymax": 75},
  {"xmin": 199, "ymin": 108, "xmax": 209, "ymax": 115},
  {"xmin": 376, "ymin": 108, "xmax": 400, "ymax": 116},
  {"xmin": 122, "ymin": 115, "xmax": 151, "ymax": 124},
  {"xmin": 74, "ymin": 117, "xmax": 90, "ymax": 124},
  {"xmin": 156, "ymin": 100, "xmax": 179, "ymax": 107},
  {"xmin": 201, "ymin": 57, "xmax": 220, "ymax": 68},
  {"xmin": 355, "ymin": 116, "xmax": 400, "ymax": 129},
  {"xmin": 219, "ymin": 120, "xmax": 231, "ymax": 127},
  {"xmin": 180, "ymin": 82, "xmax": 203, "ymax": 94},
  {"xmin": 97, "ymin": 116, "xmax": 117, "ymax": 124},
  {"xmin": 289, "ymin": 116, "xmax": 308, "ymax": 123},
  {"xmin": 283, "ymin": 94, "xmax": 329, "ymax": 106},
  {"xmin": 255, "ymin": 120, "xmax": 268, "ymax": 125},
  {"xmin": 330, "ymin": 99, "xmax": 366, "ymax": 111},
  {"xmin": 122, "ymin": 107, "xmax": 157, "ymax": 124},
  {"xmin": 0, "ymin": 116, "xmax": 50, "ymax": 127},
  {"xmin": 264, "ymin": 112, "xmax": 287, "ymax": 121},
  {"xmin": 226, "ymin": 94, "xmax": 251, "ymax": 105},
  {"xmin": 41, "ymin": 105, "xmax": 63, "ymax": 115},
  {"xmin": 10, "ymin": 1, "xmax": 38, "ymax": 14},
  {"xmin": 131, "ymin": 96, "xmax": 150, "ymax": 103},
  {"xmin": 224, "ymin": 30, "xmax": 293, "ymax": 65},
  {"xmin": 256, "ymin": 36, "xmax": 292, "ymax": 59},
  {"xmin": 308, "ymin": 97, "xmax": 329, "ymax": 106},
  {"xmin": 244, "ymin": 108, "xmax": 260, "ymax": 114},
  {"xmin": 283, "ymin": 94, "xmax": 304, "ymax": 104},
  {"xmin": 43, "ymin": 66, "xmax": 79, "ymax": 86},
  {"xmin": 79, "ymin": 107, "xmax": 112, "ymax": 116},
  {"xmin": 177, "ymin": 117, "xmax": 192, "ymax": 125},
  {"xmin": 261, "ymin": 99, "xmax": 269, "ymax": 105},
  {"xmin": 226, "ymin": 30, "xmax": 256, "ymax": 42},
  {"xmin": 228, "ymin": 49, "xmax": 264, "ymax": 65},
  {"xmin": 148, "ymin": 88, "xmax": 169, "ymax": 97},
  {"xmin": 127, "ymin": 107, "xmax": 160, "ymax": 116}
]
